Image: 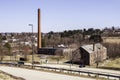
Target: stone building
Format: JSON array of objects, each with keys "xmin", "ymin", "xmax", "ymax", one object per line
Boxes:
[{"xmin": 80, "ymin": 43, "xmax": 107, "ymax": 65}]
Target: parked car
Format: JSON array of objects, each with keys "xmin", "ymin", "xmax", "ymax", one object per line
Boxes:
[
  {"xmin": 18, "ymin": 61, "xmax": 24, "ymax": 65},
  {"xmin": 79, "ymin": 64, "xmax": 85, "ymax": 68}
]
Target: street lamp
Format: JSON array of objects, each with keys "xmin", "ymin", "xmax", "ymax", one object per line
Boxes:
[{"xmin": 28, "ymin": 24, "xmax": 34, "ymax": 68}]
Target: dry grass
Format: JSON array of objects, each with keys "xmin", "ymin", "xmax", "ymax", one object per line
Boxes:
[
  {"xmin": 99, "ymin": 58, "xmax": 120, "ymax": 69},
  {"xmin": 0, "ymin": 71, "xmax": 17, "ymax": 80},
  {"xmin": 103, "ymin": 37, "xmax": 120, "ymax": 43},
  {"xmin": 105, "ymin": 58, "xmax": 120, "ymax": 68},
  {"xmin": 26, "ymin": 54, "xmax": 40, "ymax": 63}
]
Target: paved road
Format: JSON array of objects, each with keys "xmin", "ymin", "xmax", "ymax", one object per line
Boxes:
[
  {"xmin": 0, "ymin": 66, "xmax": 94, "ymax": 80},
  {"xmin": 39, "ymin": 64, "xmax": 120, "ymax": 74},
  {"xmin": 37, "ymin": 64, "xmax": 120, "ymax": 80}
]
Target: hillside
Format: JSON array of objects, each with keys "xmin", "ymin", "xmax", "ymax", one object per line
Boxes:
[{"xmin": 43, "ymin": 27, "xmax": 120, "ymax": 59}]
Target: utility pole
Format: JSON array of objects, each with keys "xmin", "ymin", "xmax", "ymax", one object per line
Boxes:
[{"xmin": 28, "ymin": 24, "xmax": 34, "ymax": 68}]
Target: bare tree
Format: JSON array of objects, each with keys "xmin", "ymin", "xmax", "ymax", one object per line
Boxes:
[
  {"xmin": 0, "ymin": 36, "xmax": 4, "ymax": 61},
  {"xmin": 4, "ymin": 42, "xmax": 11, "ymax": 61}
]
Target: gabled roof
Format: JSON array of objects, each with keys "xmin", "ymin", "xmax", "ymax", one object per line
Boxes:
[{"xmin": 81, "ymin": 43, "xmax": 106, "ymax": 54}]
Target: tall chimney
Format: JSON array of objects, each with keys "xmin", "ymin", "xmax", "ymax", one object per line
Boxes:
[{"xmin": 38, "ymin": 8, "xmax": 41, "ymax": 49}]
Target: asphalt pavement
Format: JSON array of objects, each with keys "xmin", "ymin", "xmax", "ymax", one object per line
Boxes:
[{"xmin": 0, "ymin": 66, "xmax": 95, "ymax": 80}]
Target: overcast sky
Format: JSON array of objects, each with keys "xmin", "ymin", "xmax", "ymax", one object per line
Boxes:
[{"xmin": 0, "ymin": 0, "xmax": 120, "ymax": 33}]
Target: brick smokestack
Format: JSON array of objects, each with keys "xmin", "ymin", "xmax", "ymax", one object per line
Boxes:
[{"xmin": 38, "ymin": 8, "xmax": 41, "ymax": 49}]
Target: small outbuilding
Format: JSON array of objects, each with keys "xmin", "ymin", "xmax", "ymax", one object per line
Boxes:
[{"xmin": 80, "ymin": 43, "xmax": 107, "ymax": 65}]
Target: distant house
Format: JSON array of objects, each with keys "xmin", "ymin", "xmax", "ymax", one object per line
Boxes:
[
  {"xmin": 9, "ymin": 42, "xmax": 17, "ymax": 48},
  {"xmin": 80, "ymin": 43, "xmax": 107, "ymax": 65}
]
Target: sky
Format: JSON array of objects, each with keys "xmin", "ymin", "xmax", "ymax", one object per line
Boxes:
[{"xmin": 0, "ymin": 0, "xmax": 120, "ymax": 33}]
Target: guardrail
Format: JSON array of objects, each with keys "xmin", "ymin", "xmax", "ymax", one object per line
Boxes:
[
  {"xmin": 24, "ymin": 64, "xmax": 120, "ymax": 80},
  {"xmin": 0, "ymin": 62, "xmax": 120, "ymax": 80}
]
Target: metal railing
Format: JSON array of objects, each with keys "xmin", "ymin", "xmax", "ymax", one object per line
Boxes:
[
  {"xmin": 24, "ymin": 64, "xmax": 120, "ymax": 80},
  {"xmin": 0, "ymin": 62, "xmax": 120, "ymax": 80}
]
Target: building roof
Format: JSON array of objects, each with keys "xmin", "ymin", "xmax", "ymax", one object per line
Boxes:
[{"xmin": 81, "ymin": 43, "xmax": 106, "ymax": 54}]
